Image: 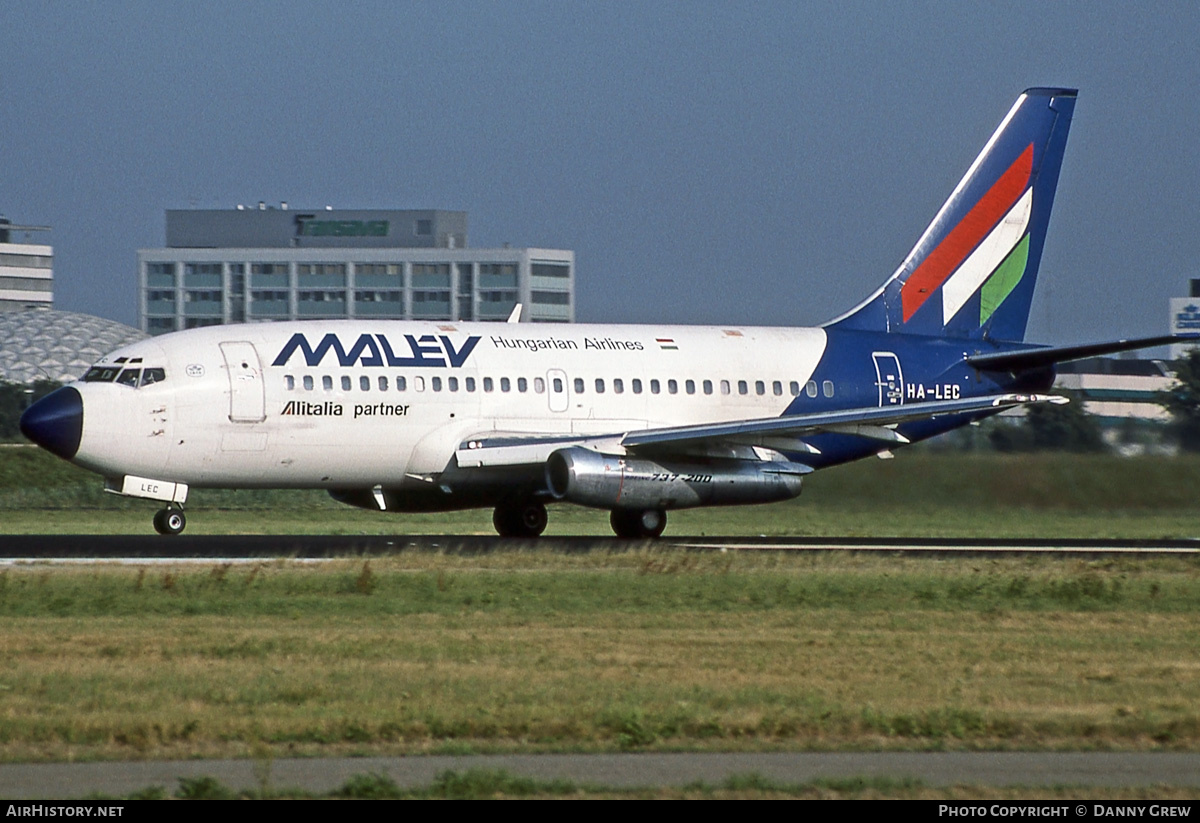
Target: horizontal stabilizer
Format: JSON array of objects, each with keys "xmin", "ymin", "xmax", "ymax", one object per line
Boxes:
[{"xmin": 966, "ymin": 334, "xmax": 1197, "ymax": 372}]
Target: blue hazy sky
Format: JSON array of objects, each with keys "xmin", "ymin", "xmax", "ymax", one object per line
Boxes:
[{"xmin": 4, "ymin": 1, "xmax": 1199, "ymax": 344}]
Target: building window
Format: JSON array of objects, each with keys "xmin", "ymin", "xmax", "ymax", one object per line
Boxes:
[
  {"xmin": 412, "ymin": 263, "xmax": 450, "ymax": 288},
  {"xmin": 297, "ymin": 263, "xmax": 346, "ymax": 277},
  {"xmin": 531, "ymin": 290, "xmax": 570, "ymax": 305},
  {"xmin": 415, "ymin": 219, "xmax": 432, "ymax": 236},
  {"xmin": 531, "ymin": 263, "xmax": 569, "ymax": 278}
]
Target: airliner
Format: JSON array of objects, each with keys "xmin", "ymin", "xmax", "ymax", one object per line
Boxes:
[{"xmin": 20, "ymin": 88, "xmax": 1189, "ymax": 537}]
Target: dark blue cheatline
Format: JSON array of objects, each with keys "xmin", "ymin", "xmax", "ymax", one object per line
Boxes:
[{"xmin": 19, "ymin": 386, "xmax": 83, "ymax": 460}]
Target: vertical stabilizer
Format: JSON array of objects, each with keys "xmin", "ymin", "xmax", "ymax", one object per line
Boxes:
[{"xmin": 826, "ymin": 88, "xmax": 1076, "ymax": 342}]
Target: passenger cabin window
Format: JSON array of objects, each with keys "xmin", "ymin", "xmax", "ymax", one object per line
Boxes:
[
  {"xmin": 686, "ymin": 379, "xmax": 695, "ymax": 395},
  {"xmin": 484, "ymin": 377, "xmax": 494, "ymax": 392},
  {"xmin": 789, "ymin": 381, "xmax": 800, "ymax": 396},
  {"xmin": 668, "ymin": 379, "xmax": 678, "ymax": 395},
  {"xmin": 360, "ymin": 376, "xmax": 370, "ymax": 391},
  {"xmin": 501, "ymin": 377, "xmax": 511, "ymax": 392},
  {"xmin": 650, "ymin": 379, "xmax": 660, "ymax": 395},
  {"xmin": 738, "ymin": 380, "xmax": 748, "ymax": 395},
  {"xmin": 379, "ymin": 376, "xmax": 388, "ymax": 391},
  {"xmin": 595, "ymin": 378, "xmax": 605, "ymax": 394},
  {"xmin": 703, "ymin": 379, "xmax": 713, "ymax": 395},
  {"xmin": 342, "ymin": 376, "xmax": 352, "ymax": 391},
  {"xmin": 397, "ymin": 376, "xmax": 407, "ymax": 391},
  {"xmin": 414, "ymin": 376, "xmax": 425, "ymax": 392},
  {"xmin": 448, "ymin": 377, "xmax": 458, "ymax": 392},
  {"xmin": 574, "ymin": 377, "xmax": 584, "ymax": 393},
  {"xmin": 632, "ymin": 378, "xmax": 643, "ymax": 394},
  {"xmin": 285, "ymin": 375, "xmax": 295, "ymax": 390},
  {"xmin": 533, "ymin": 377, "xmax": 545, "ymax": 393},
  {"xmin": 303, "ymin": 376, "xmax": 314, "ymax": 391},
  {"xmin": 323, "ymin": 376, "xmax": 333, "ymax": 391},
  {"xmin": 823, "ymin": 380, "xmax": 834, "ymax": 398},
  {"xmin": 432, "ymin": 377, "xmax": 443, "ymax": 392},
  {"xmin": 517, "ymin": 377, "xmax": 527, "ymax": 393},
  {"xmin": 553, "ymin": 377, "xmax": 563, "ymax": 393},
  {"xmin": 613, "ymin": 378, "xmax": 624, "ymax": 394},
  {"xmin": 806, "ymin": 381, "xmax": 818, "ymax": 397},
  {"xmin": 466, "ymin": 377, "xmax": 476, "ymax": 392},
  {"xmin": 773, "ymin": 380, "xmax": 783, "ymax": 396},
  {"xmin": 720, "ymin": 380, "xmax": 730, "ymax": 395}
]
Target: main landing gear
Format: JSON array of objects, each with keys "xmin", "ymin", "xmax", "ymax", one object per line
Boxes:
[
  {"xmin": 610, "ymin": 508, "xmax": 667, "ymax": 539},
  {"xmin": 492, "ymin": 499, "xmax": 548, "ymax": 538},
  {"xmin": 153, "ymin": 507, "xmax": 186, "ymax": 536}
]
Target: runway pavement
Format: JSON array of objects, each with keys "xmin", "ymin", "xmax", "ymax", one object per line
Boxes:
[
  {"xmin": 1, "ymin": 533, "xmax": 1199, "ymax": 560},
  {"xmin": 2, "ymin": 752, "xmax": 1200, "ymax": 798}
]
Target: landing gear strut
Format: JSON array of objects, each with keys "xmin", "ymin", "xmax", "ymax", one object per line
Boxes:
[
  {"xmin": 153, "ymin": 507, "xmax": 186, "ymax": 536},
  {"xmin": 492, "ymin": 499, "xmax": 548, "ymax": 538},
  {"xmin": 610, "ymin": 508, "xmax": 667, "ymax": 539}
]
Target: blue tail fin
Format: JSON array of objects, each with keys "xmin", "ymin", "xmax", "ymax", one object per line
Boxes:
[{"xmin": 826, "ymin": 88, "xmax": 1076, "ymax": 342}]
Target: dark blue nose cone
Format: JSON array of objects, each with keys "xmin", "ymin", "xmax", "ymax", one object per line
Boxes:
[{"xmin": 19, "ymin": 387, "xmax": 83, "ymax": 460}]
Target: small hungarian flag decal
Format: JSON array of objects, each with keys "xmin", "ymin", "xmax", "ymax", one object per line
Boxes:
[{"xmin": 656, "ymin": 338, "xmax": 677, "ymax": 350}]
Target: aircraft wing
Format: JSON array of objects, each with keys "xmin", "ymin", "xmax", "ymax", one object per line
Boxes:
[{"xmin": 457, "ymin": 393, "xmax": 1063, "ymax": 467}]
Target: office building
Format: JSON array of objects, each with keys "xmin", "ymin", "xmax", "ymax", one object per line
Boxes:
[
  {"xmin": 0, "ymin": 216, "xmax": 53, "ymax": 312},
  {"xmin": 138, "ymin": 206, "xmax": 573, "ymax": 335}
]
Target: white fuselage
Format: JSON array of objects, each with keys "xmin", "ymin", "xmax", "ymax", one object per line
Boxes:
[{"xmin": 71, "ymin": 320, "xmax": 830, "ymax": 490}]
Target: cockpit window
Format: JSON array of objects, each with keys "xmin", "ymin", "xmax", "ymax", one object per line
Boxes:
[
  {"xmin": 82, "ymin": 365, "xmax": 166, "ymax": 387},
  {"xmin": 116, "ymin": 369, "xmax": 141, "ymax": 387},
  {"xmin": 141, "ymin": 368, "xmax": 166, "ymax": 387},
  {"xmin": 83, "ymin": 366, "xmax": 120, "ymax": 382}
]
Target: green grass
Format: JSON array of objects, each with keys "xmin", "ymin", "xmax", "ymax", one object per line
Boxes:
[{"xmin": 1, "ymin": 552, "xmax": 1199, "ymax": 762}]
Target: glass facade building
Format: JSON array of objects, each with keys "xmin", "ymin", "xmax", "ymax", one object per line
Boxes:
[
  {"xmin": 138, "ymin": 207, "xmax": 573, "ymax": 335},
  {"xmin": 0, "ymin": 218, "xmax": 53, "ymax": 313}
]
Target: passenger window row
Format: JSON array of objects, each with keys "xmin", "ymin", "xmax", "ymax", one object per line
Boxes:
[{"xmin": 283, "ymin": 374, "xmax": 835, "ymax": 398}]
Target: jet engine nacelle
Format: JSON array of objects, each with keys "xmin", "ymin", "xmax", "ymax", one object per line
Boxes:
[{"xmin": 545, "ymin": 446, "xmax": 804, "ymax": 510}]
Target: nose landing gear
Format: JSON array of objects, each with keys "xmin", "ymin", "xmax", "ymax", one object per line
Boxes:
[{"xmin": 153, "ymin": 507, "xmax": 186, "ymax": 536}]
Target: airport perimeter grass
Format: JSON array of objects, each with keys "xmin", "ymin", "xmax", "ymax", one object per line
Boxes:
[
  {"xmin": 1, "ymin": 551, "xmax": 1199, "ymax": 762},
  {"xmin": 3, "ymin": 448, "xmax": 1200, "ymax": 771},
  {"xmin": 3, "ymin": 445, "xmax": 1200, "ymax": 537}
]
